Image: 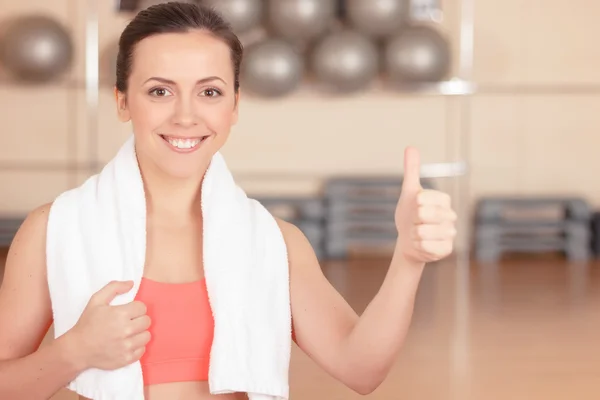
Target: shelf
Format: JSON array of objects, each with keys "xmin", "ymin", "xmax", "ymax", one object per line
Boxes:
[
  {"xmin": 233, "ymin": 162, "xmax": 467, "ymax": 181},
  {"xmin": 473, "ymin": 83, "xmax": 600, "ymax": 95},
  {"xmin": 3, "ymin": 76, "xmax": 600, "ymax": 96},
  {"xmin": 0, "ymin": 160, "xmax": 468, "ymax": 179},
  {"xmin": 0, "ymin": 161, "xmax": 99, "ymax": 172},
  {"xmin": 0, "ymin": 75, "xmax": 473, "ymax": 95}
]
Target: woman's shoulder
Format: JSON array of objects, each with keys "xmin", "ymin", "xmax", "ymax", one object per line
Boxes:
[
  {"xmin": 21, "ymin": 202, "xmax": 54, "ymax": 232},
  {"xmin": 273, "ymin": 217, "xmax": 319, "ymax": 266},
  {"xmin": 13, "ymin": 202, "xmax": 55, "ymax": 249},
  {"xmin": 273, "ymin": 217, "xmax": 304, "ymax": 244},
  {"xmin": 6, "ymin": 202, "xmax": 54, "ymax": 269}
]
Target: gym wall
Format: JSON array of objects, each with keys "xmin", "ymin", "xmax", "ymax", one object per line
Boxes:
[{"xmin": 0, "ymin": 0, "xmax": 599, "ymax": 218}]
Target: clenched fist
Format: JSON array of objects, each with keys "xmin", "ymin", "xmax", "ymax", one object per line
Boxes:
[
  {"xmin": 395, "ymin": 147, "xmax": 457, "ymax": 264},
  {"xmin": 66, "ymin": 280, "xmax": 151, "ymax": 371}
]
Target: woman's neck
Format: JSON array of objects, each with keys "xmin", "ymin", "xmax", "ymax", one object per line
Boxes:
[
  {"xmin": 138, "ymin": 158, "xmax": 208, "ymax": 223},
  {"xmin": 145, "ymin": 176, "xmax": 202, "ymax": 221}
]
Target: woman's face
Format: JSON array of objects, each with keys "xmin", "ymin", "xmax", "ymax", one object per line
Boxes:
[{"xmin": 115, "ymin": 30, "xmax": 239, "ymax": 180}]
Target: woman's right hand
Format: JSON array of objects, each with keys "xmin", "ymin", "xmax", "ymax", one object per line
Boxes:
[{"xmin": 66, "ymin": 280, "xmax": 151, "ymax": 371}]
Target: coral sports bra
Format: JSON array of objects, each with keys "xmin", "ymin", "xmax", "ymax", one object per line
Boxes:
[{"xmin": 134, "ymin": 277, "xmax": 214, "ymax": 385}]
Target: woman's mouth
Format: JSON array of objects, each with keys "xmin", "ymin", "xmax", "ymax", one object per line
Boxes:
[{"xmin": 160, "ymin": 134, "xmax": 209, "ymax": 153}]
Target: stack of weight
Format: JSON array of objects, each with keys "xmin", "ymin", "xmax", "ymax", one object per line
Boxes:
[
  {"xmin": 324, "ymin": 177, "xmax": 434, "ymax": 259},
  {"xmin": 0, "ymin": 217, "xmax": 24, "ymax": 247},
  {"xmin": 255, "ymin": 196, "xmax": 326, "ymax": 259},
  {"xmin": 474, "ymin": 197, "xmax": 592, "ymax": 263},
  {"xmin": 592, "ymin": 212, "xmax": 600, "ymax": 258}
]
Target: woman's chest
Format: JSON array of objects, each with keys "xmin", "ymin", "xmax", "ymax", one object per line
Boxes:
[{"xmin": 144, "ymin": 218, "xmax": 204, "ymax": 282}]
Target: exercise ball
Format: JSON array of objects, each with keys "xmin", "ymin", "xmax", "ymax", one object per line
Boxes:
[
  {"xmin": 241, "ymin": 39, "xmax": 304, "ymax": 97},
  {"xmin": 311, "ymin": 30, "xmax": 379, "ymax": 93},
  {"xmin": 346, "ymin": 0, "xmax": 409, "ymax": 37},
  {"xmin": 384, "ymin": 26, "xmax": 451, "ymax": 83},
  {"xmin": 203, "ymin": 0, "xmax": 263, "ymax": 34},
  {"xmin": 267, "ymin": 0, "xmax": 337, "ymax": 42},
  {"xmin": 0, "ymin": 15, "xmax": 73, "ymax": 83}
]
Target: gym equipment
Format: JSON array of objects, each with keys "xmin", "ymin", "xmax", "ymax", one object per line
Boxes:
[
  {"xmin": 100, "ymin": 41, "xmax": 118, "ymax": 86},
  {"xmin": 0, "ymin": 218, "xmax": 23, "ymax": 247},
  {"xmin": 0, "ymin": 15, "xmax": 74, "ymax": 83},
  {"xmin": 345, "ymin": 0, "xmax": 409, "ymax": 38},
  {"xmin": 118, "ymin": 0, "xmax": 138, "ymax": 12},
  {"xmin": 477, "ymin": 197, "xmax": 591, "ymax": 222},
  {"xmin": 267, "ymin": 0, "xmax": 337, "ymax": 42},
  {"xmin": 255, "ymin": 197, "xmax": 326, "ymax": 259},
  {"xmin": 475, "ymin": 197, "xmax": 592, "ymax": 263},
  {"xmin": 336, "ymin": 0, "xmax": 346, "ymax": 18},
  {"xmin": 310, "ymin": 30, "xmax": 379, "ymax": 93},
  {"xmin": 203, "ymin": 0, "xmax": 263, "ymax": 34},
  {"xmin": 324, "ymin": 177, "xmax": 435, "ymax": 259},
  {"xmin": 241, "ymin": 39, "xmax": 304, "ymax": 97},
  {"xmin": 384, "ymin": 25, "xmax": 451, "ymax": 83},
  {"xmin": 592, "ymin": 212, "xmax": 600, "ymax": 257}
]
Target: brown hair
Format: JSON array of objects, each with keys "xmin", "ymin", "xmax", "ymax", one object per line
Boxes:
[{"xmin": 116, "ymin": 1, "xmax": 243, "ymax": 93}]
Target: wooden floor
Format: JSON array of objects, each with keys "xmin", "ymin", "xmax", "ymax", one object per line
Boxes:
[{"xmin": 1, "ymin": 248, "xmax": 599, "ymax": 399}]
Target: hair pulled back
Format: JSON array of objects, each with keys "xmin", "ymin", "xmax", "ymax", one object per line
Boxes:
[{"xmin": 116, "ymin": 1, "xmax": 243, "ymax": 93}]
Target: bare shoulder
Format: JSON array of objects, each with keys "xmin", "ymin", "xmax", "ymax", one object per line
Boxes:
[
  {"xmin": 0, "ymin": 202, "xmax": 54, "ymax": 359},
  {"xmin": 274, "ymin": 218, "xmax": 315, "ymax": 256},
  {"xmin": 3, "ymin": 201, "xmax": 54, "ymax": 285},
  {"xmin": 18, "ymin": 202, "xmax": 53, "ymax": 234},
  {"xmin": 274, "ymin": 217, "xmax": 320, "ymax": 272},
  {"xmin": 7, "ymin": 202, "xmax": 53, "ymax": 260},
  {"xmin": 274, "ymin": 217, "xmax": 304, "ymax": 243}
]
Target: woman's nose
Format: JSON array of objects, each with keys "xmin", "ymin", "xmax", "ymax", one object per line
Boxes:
[{"xmin": 172, "ymin": 98, "xmax": 199, "ymax": 128}]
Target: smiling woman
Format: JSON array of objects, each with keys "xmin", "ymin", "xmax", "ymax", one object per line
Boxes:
[
  {"xmin": 114, "ymin": 6, "xmax": 241, "ymax": 181},
  {"xmin": 0, "ymin": 2, "xmax": 457, "ymax": 400}
]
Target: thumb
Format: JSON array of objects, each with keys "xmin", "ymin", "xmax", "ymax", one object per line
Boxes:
[
  {"xmin": 91, "ymin": 280, "xmax": 134, "ymax": 305},
  {"xmin": 401, "ymin": 146, "xmax": 422, "ymax": 194}
]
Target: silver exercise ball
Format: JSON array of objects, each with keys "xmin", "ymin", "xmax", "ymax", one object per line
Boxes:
[
  {"xmin": 203, "ymin": 0, "xmax": 263, "ymax": 34},
  {"xmin": 346, "ymin": 0, "xmax": 409, "ymax": 37},
  {"xmin": 384, "ymin": 26, "xmax": 451, "ymax": 83},
  {"xmin": 267, "ymin": 0, "xmax": 337, "ymax": 42},
  {"xmin": 241, "ymin": 39, "xmax": 304, "ymax": 97},
  {"xmin": 0, "ymin": 15, "xmax": 73, "ymax": 83},
  {"xmin": 311, "ymin": 30, "xmax": 379, "ymax": 93}
]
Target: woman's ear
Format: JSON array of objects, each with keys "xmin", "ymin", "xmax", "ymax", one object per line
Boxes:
[{"xmin": 114, "ymin": 87, "xmax": 131, "ymax": 122}]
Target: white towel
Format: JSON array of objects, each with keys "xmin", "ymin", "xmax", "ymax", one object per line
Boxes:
[{"xmin": 45, "ymin": 135, "xmax": 291, "ymax": 400}]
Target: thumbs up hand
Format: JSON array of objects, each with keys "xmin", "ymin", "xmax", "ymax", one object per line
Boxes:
[{"xmin": 395, "ymin": 147, "xmax": 457, "ymax": 265}]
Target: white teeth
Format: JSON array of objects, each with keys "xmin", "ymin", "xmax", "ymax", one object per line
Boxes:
[{"xmin": 165, "ymin": 137, "xmax": 202, "ymax": 149}]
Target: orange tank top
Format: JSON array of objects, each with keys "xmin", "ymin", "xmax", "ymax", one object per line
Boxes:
[{"xmin": 134, "ymin": 277, "xmax": 214, "ymax": 385}]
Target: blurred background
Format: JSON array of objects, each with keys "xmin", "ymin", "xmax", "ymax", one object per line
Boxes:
[{"xmin": 0, "ymin": 0, "xmax": 599, "ymax": 399}]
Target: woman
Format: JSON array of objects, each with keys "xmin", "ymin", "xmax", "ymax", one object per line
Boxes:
[{"xmin": 0, "ymin": 2, "xmax": 457, "ymax": 399}]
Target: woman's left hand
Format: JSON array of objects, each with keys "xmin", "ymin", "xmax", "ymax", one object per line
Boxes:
[{"xmin": 394, "ymin": 147, "xmax": 458, "ymax": 265}]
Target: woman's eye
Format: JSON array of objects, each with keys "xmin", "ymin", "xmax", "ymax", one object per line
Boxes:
[
  {"xmin": 149, "ymin": 88, "xmax": 171, "ymax": 97},
  {"xmin": 202, "ymin": 88, "xmax": 222, "ymax": 97}
]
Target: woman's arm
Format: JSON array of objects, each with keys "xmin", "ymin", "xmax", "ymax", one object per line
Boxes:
[
  {"xmin": 0, "ymin": 204, "xmax": 87, "ymax": 399},
  {"xmin": 0, "ymin": 336, "xmax": 85, "ymax": 400},
  {"xmin": 280, "ymin": 221, "xmax": 425, "ymax": 394},
  {"xmin": 282, "ymin": 147, "xmax": 456, "ymax": 394}
]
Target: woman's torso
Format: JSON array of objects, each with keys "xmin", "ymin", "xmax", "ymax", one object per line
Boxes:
[
  {"xmin": 77, "ymin": 215, "xmax": 247, "ymax": 399},
  {"xmin": 79, "ymin": 275, "xmax": 246, "ymax": 400}
]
